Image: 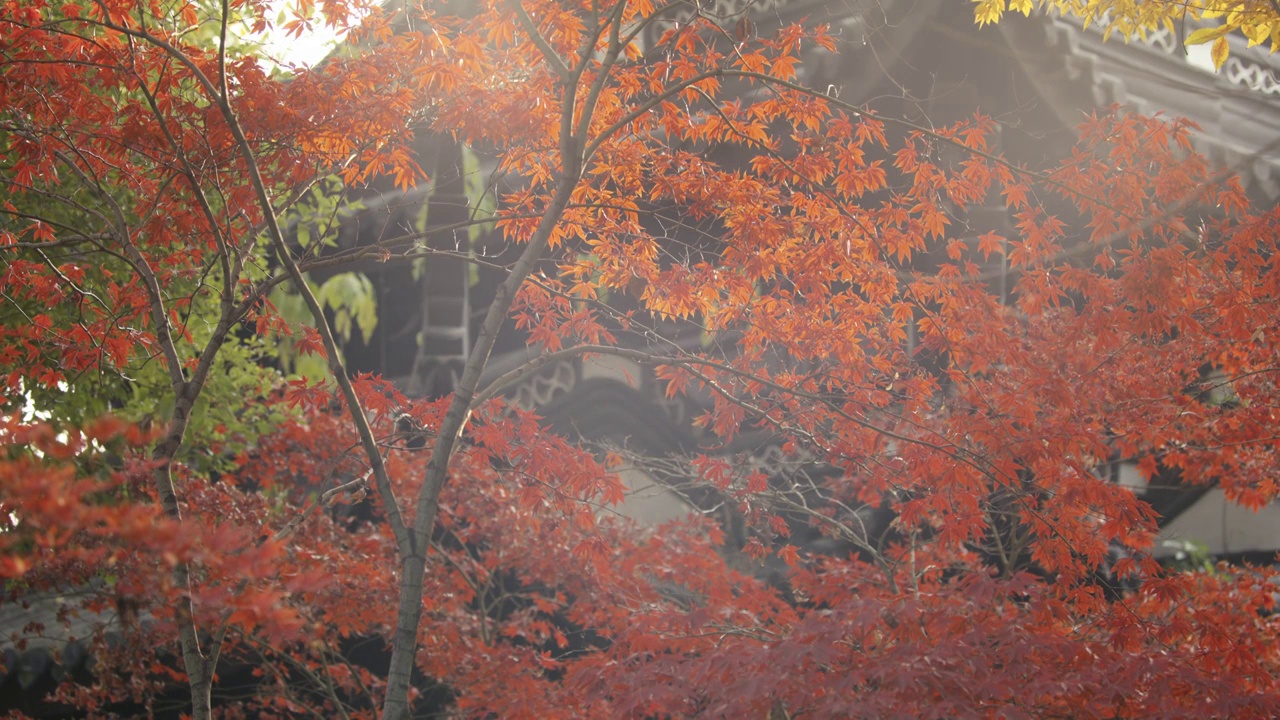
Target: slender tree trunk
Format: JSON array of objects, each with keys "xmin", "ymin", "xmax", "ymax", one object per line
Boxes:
[
  {"xmin": 382, "ymin": 554, "xmax": 427, "ymax": 720},
  {"xmin": 379, "ymin": 168, "xmax": 581, "ymax": 718},
  {"xmin": 378, "ymin": 4, "xmax": 635, "ymax": 711},
  {"xmin": 188, "ymin": 672, "xmax": 213, "ymax": 720},
  {"xmin": 152, "ymin": 394, "xmax": 215, "ymax": 720}
]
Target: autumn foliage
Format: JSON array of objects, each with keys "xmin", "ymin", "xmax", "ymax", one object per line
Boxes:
[
  {"xmin": 975, "ymin": 0, "xmax": 1280, "ymax": 69},
  {"xmin": 3, "ymin": 0, "xmax": 1280, "ymax": 717}
]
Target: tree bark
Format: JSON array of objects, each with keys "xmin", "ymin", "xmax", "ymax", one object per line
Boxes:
[{"xmin": 379, "ymin": 162, "xmax": 581, "ymax": 718}]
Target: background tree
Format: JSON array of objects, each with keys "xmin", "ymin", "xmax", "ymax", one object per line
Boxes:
[
  {"xmin": 975, "ymin": 0, "xmax": 1280, "ymax": 68},
  {"xmin": 3, "ymin": 0, "xmax": 1280, "ymax": 718}
]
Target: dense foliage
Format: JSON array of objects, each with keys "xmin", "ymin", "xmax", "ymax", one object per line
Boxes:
[{"xmin": 3, "ymin": 0, "xmax": 1280, "ymax": 717}]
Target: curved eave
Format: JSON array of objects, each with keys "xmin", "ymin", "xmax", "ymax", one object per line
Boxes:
[{"xmin": 1000, "ymin": 14, "xmax": 1280, "ymax": 200}]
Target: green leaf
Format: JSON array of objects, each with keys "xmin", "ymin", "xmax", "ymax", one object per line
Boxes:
[
  {"xmin": 315, "ymin": 272, "xmax": 378, "ymax": 344},
  {"xmin": 461, "ymin": 144, "xmax": 496, "ymax": 246}
]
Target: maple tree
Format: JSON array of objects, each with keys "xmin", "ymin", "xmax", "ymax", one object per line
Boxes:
[{"xmin": 3, "ymin": 0, "xmax": 1280, "ymax": 718}]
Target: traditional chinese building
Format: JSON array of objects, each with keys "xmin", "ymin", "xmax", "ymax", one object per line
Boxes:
[{"xmin": 337, "ymin": 0, "xmax": 1280, "ymax": 556}]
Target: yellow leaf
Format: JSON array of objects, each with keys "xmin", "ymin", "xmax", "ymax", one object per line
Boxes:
[
  {"xmin": 1185, "ymin": 25, "xmax": 1230, "ymax": 46},
  {"xmin": 974, "ymin": 0, "xmax": 1004, "ymax": 27},
  {"xmin": 1010, "ymin": 0, "xmax": 1033, "ymax": 16},
  {"xmin": 1211, "ymin": 35, "xmax": 1229, "ymax": 70},
  {"xmin": 1243, "ymin": 22, "xmax": 1271, "ymax": 47}
]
